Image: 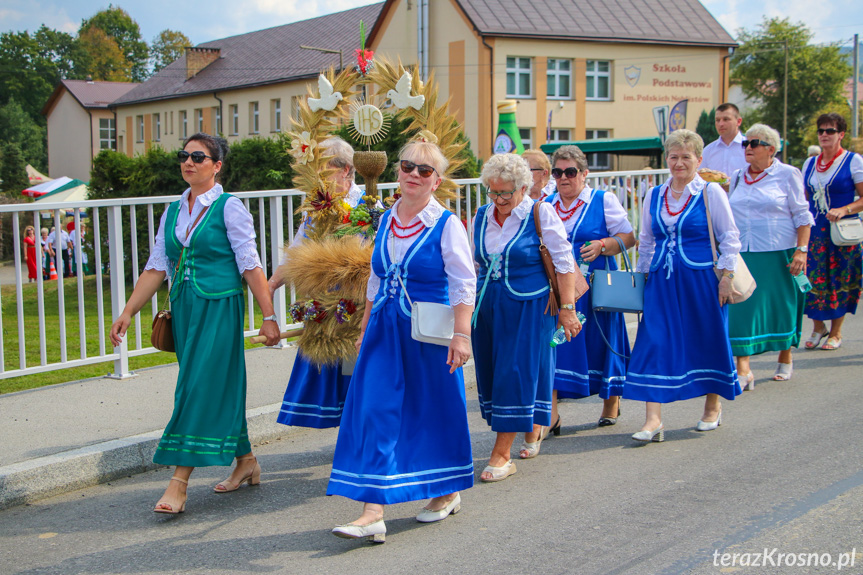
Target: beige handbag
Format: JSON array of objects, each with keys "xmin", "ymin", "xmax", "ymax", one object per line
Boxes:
[
  {"xmin": 703, "ymin": 185, "xmax": 756, "ymax": 304},
  {"xmin": 830, "ymin": 216, "xmax": 863, "ymax": 246},
  {"xmin": 397, "ymin": 273, "xmax": 454, "ymax": 347}
]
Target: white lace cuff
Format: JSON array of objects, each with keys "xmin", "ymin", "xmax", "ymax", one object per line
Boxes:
[
  {"xmin": 717, "ymin": 253, "xmax": 738, "ymax": 272},
  {"xmin": 635, "ymin": 258, "xmax": 652, "ymax": 273},
  {"xmin": 367, "ymin": 273, "xmax": 381, "ymax": 302},
  {"xmin": 552, "ymin": 252, "xmax": 576, "ymax": 274},
  {"xmin": 234, "ymin": 240, "xmax": 262, "ymax": 274},
  {"xmin": 792, "ymin": 211, "xmax": 815, "ymax": 229},
  {"xmin": 449, "ymin": 284, "xmax": 476, "ymax": 306},
  {"xmin": 144, "ymin": 251, "xmax": 171, "ymax": 277}
]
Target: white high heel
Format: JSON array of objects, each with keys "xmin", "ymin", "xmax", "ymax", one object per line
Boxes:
[
  {"xmin": 696, "ymin": 409, "xmax": 722, "ymax": 432},
  {"xmin": 740, "ymin": 372, "xmax": 755, "ymax": 391},
  {"xmin": 332, "ymin": 519, "xmax": 386, "ymax": 543},
  {"xmin": 632, "ymin": 423, "xmax": 664, "ymax": 442}
]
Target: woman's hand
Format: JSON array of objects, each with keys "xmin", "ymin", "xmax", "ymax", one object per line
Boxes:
[
  {"xmin": 579, "ymin": 241, "xmax": 603, "ymax": 263},
  {"xmin": 558, "ymin": 308, "xmax": 582, "ymax": 342},
  {"xmin": 109, "ymin": 313, "xmax": 132, "ymax": 347},
  {"xmin": 355, "ymin": 330, "xmax": 365, "ymax": 354},
  {"xmin": 788, "ymin": 250, "xmax": 807, "ymax": 276},
  {"xmin": 447, "ymin": 336, "xmax": 472, "ymax": 374},
  {"xmin": 826, "ymin": 207, "xmax": 846, "ymax": 222},
  {"xmin": 258, "ymin": 320, "xmax": 281, "ymax": 347},
  {"xmin": 718, "ymin": 275, "xmax": 739, "ymax": 306}
]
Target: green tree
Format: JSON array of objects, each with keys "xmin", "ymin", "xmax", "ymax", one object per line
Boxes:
[
  {"xmin": 695, "ymin": 108, "xmax": 719, "ymax": 144},
  {"xmin": 0, "ymin": 26, "xmax": 85, "ymax": 123},
  {"xmin": 732, "ymin": 17, "xmax": 850, "ymax": 160},
  {"xmin": 0, "ymin": 98, "xmax": 47, "ymax": 170},
  {"xmin": 150, "ymin": 30, "xmax": 190, "ymax": 73},
  {"xmin": 0, "ymin": 143, "xmax": 30, "ymax": 196},
  {"xmin": 77, "ymin": 27, "xmax": 132, "ymax": 81},
  {"xmin": 80, "ymin": 5, "xmax": 149, "ymax": 81}
]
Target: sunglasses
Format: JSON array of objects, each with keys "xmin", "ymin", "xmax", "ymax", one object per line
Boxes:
[
  {"xmin": 817, "ymin": 128, "xmax": 840, "ymax": 135},
  {"xmin": 487, "ymin": 189, "xmax": 515, "ymax": 200},
  {"xmin": 177, "ymin": 150, "xmax": 215, "ymax": 164},
  {"xmin": 551, "ymin": 167, "xmax": 580, "ymax": 179},
  {"xmin": 741, "ymin": 139, "xmax": 770, "ymax": 149},
  {"xmin": 400, "ymin": 160, "xmax": 436, "ymax": 178},
  {"xmin": 530, "ymin": 168, "xmax": 545, "ymax": 172}
]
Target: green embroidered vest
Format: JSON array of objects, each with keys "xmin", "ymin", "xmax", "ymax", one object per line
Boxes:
[{"xmin": 164, "ymin": 193, "xmax": 245, "ymax": 300}]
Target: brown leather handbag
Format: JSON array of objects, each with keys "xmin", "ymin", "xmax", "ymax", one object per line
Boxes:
[
  {"xmin": 150, "ymin": 205, "xmax": 209, "ymax": 352},
  {"xmin": 533, "ymin": 202, "xmax": 589, "ymax": 315}
]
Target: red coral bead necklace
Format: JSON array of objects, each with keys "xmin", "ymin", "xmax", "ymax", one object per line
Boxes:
[
  {"xmin": 390, "ymin": 217, "xmax": 425, "ymax": 239},
  {"xmin": 556, "ymin": 198, "xmax": 585, "ymax": 220},
  {"xmin": 816, "ymin": 147, "xmax": 844, "ymax": 173}
]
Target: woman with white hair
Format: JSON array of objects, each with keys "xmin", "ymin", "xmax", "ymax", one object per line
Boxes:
[
  {"xmin": 727, "ymin": 124, "xmax": 813, "ymax": 384},
  {"xmin": 269, "ymin": 136, "xmax": 362, "ymax": 429},
  {"xmin": 624, "ymin": 130, "xmax": 742, "ymax": 442},
  {"xmin": 472, "ymin": 153, "xmax": 580, "ymax": 480}
]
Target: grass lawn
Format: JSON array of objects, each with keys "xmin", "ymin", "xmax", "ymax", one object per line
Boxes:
[{"xmin": 1, "ymin": 275, "xmax": 267, "ymax": 394}]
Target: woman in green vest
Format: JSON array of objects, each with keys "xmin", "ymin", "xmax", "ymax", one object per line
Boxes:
[{"xmin": 109, "ymin": 133, "xmax": 281, "ymax": 514}]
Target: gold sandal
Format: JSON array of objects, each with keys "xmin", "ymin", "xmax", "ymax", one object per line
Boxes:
[
  {"xmin": 154, "ymin": 476, "xmax": 188, "ymax": 514},
  {"xmin": 214, "ymin": 454, "xmax": 261, "ymax": 493}
]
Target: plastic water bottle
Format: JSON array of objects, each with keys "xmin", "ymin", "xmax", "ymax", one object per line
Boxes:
[
  {"xmin": 793, "ymin": 272, "xmax": 812, "ymax": 293},
  {"xmin": 550, "ymin": 312, "xmax": 587, "ymax": 347}
]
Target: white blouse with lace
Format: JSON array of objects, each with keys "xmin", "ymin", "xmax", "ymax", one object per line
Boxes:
[
  {"xmin": 144, "ymin": 184, "xmax": 262, "ymax": 276},
  {"xmin": 366, "ymin": 198, "xmax": 477, "ymax": 306},
  {"xmin": 547, "ymin": 186, "xmax": 634, "ymax": 236},
  {"xmin": 636, "ymin": 176, "xmax": 740, "ymax": 273},
  {"xmin": 472, "ymin": 195, "xmax": 576, "ymax": 274}
]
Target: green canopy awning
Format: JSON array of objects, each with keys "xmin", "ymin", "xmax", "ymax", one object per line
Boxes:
[{"xmin": 540, "ymin": 137, "xmax": 664, "ymax": 156}]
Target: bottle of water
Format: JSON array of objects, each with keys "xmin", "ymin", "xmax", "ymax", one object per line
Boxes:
[
  {"xmin": 550, "ymin": 312, "xmax": 587, "ymax": 347},
  {"xmin": 793, "ymin": 271, "xmax": 812, "ymax": 293}
]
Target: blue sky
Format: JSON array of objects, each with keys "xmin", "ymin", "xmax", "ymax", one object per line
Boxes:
[{"xmin": 1, "ymin": 0, "xmax": 862, "ymax": 46}]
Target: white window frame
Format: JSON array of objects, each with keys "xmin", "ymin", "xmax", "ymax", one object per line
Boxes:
[
  {"xmin": 548, "ymin": 129, "xmax": 571, "ymax": 142},
  {"xmin": 518, "ymin": 128, "xmax": 532, "ymax": 149},
  {"xmin": 180, "ymin": 111, "xmax": 187, "ymax": 139},
  {"xmin": 586, "ymin": 60, "xmax": 611, "ymax": 101},
  {"xmin": 272, "ymin": 99, "xmax": 281, "ymax": 132},
  {"xmin": 585, "ymin": 129, "xmax": 611, "ymax": 170},
  {"xmin": 195, "ymin": 109, "xmax": 203, "ymax": 133},
  {"xmin": 153, "ymin": 113, "xmax": 161, "ymax": 142},
  {"xmin": 135, "ymin": 115, "xmax": 144, "ymax": 143},
  {"xmin": 546, "ymin": 58, "xmax": 572, "ymax": 100},
  {"xmin": 214, "ymin": 107, "xmax": 222, "ymax": 135},
  {"xmin": 230, "ymin": 104, "xmax": 239, "ymax": 135},
  {"xmin": 99, "ymin": 118, "xmax": 115, "ymax": 150},
  {"xmin": 250, "ymin": 101, "xmax": 259, "ymax": 134},
  {"xmin": 506, "ymin": 56, "xmax": 533, "ymax": 98}
]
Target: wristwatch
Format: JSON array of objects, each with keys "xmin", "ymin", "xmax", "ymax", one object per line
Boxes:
[
  {"xmin": 263, "ymin": 314, "xmax": 279, "ymax": 323},
  {"xmin": 560, "ymin": 304, "xmax": 576, "ymax": 311},
  {"xmin": 599, "ymin": 239, "xmax": 607, "ymax": 253},
  {"xmin": 796, "ymin": 245, "xmax": 808, "ymax": 253},
  {"xmin": 723, "ymin": 272, "xmax": 735, "ymax": 279}
]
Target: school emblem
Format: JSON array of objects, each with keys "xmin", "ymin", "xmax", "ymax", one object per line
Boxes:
[{"xmin": 624, "ymin": 65, "xmax": 641, "ymax": 87}]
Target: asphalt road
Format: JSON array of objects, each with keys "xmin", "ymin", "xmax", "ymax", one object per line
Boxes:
[{"xmin": 1, "ymin": 319, "xmax": 862, "ymax": 575}]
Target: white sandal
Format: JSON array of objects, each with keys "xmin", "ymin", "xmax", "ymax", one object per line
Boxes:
[
  {"xmin": 773, "ymin": 363, "xmax": 793, "ymax": 381},
  {"xmin": 740, "ymin": 371, "xmax": 755, "ymax": 391},
  {"xmin": 480, "ymin": 459, "xmax": 517, "ymax": 482},
  {"xmin": 519, "ymin": 427, "xmax": 546, "ymax": 459},
  {"xmin": 805, "ymin": 330, "xmax": 828, "ymax": 349}
]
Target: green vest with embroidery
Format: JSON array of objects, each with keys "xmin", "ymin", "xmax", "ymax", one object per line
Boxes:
[{"xmin": 164, "ymin": 193, "xmax": 244, "ymax": 301}]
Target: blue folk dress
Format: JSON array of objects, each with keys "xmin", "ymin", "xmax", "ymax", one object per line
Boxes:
[
  {"xmin": 546, "ymin": 190, "xmax": 630, "ymax": 400},
  {"xmin": 326, "ymin": 208, "xmax": 474, "ymax": 504},
  {"xmin": 624, "ymin": 184, "xmax": 741, "ymax": 403},
  {"xmin": 472, "ymin": 203, "xmax": 557, "ymax": 431}
]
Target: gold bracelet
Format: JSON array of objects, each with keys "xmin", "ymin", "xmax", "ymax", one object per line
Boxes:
[{"xmin": 560, "ymin": 303, "xmax": 576, "ymax": 311}]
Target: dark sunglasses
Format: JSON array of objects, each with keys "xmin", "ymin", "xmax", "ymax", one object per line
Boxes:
[
  {"xmin": 530, "ymin": 168, "xmax": 545, "ymax": 172},
  {"xmin": 400, "ymin": 160, "xmax": 436, "ymax": 178},
  {"xmin": 741, "ymin": 139, "xmax": 770, "ymax": 149},
  {"xmin": 177, "ymin": 150, "xmax": 215, "ymax": 164},
  {"xmin": 817, "ymin": 128, "xmax": 840, "ymax": 135},
  {"xmin": 487, "ymin": 188, "xmax": 515, "ymax": 199},
  {"xmin": 551, "ymin": 167, "xmax": 580, "ymax": 179}
]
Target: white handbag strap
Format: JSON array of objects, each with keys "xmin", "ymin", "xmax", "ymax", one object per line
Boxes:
[
  {"xmin": 396, "ymin": 271, "xmax": 414, "ymax": 307},
  {"xmin": 702, "ymin": 185, "xmax": 720, "ymax": 267}
]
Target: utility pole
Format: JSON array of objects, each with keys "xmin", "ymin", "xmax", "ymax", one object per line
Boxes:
[
  {"xmin": 783, "ymin": 38, "xmax": 788, "ymax": 162},
  {"xmin": 853, "ymin": 34, "xmax": 859, "ymax": 138}
]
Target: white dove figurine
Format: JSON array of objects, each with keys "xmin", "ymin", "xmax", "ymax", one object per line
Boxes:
[
  {"xmin": 387, "ymin": 72, "xmax": 425, "ymax": 110},
  {"xmin": 308, "ymin": 74, "xmax": 343, "ymax": 112}
]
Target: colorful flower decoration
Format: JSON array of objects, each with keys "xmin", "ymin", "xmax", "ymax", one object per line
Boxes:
[
  {"xmin": 289, "ymin": 131, "xmax": 317, "ymax": 165},
  {"xmin": 335, "ymin": 299, "xmax": 357, "ymax": 324},
  {"xmin": 310, "ymin": 188, "xmax": 335, "ymax": 212},
  {"xmin": 355, "ymin": 20, "xmax": 374, "ymax": 75}
]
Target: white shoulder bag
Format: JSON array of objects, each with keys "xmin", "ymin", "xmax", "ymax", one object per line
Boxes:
[
  {"xmin": 704, "ymin": 184, "xmax": 756, "ymax": 304},
  {"xmin": 397, "ymin": 273, "xmax": 454, "ymax": 346}
]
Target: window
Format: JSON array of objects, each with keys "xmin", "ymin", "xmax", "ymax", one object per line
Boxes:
[
  {"xmin": 249, "ymin": 101, "xmax": 259, "ymax": 134},
  {"xmin": 585, "ymin": 129, "xmax": 611, "ymax": 170},
  {"xmin": 291, "ymin": 96, "xmax": 301, "ymax": 121},
  {"xmin": 229, "ymin": 105, "xmax": 239, "ymax": 135},
  {"xmin": 586, "ymin": 60, "xmax": 611, "ymax": 100},
  {"xmin": 547, "ymin": 58, "xmax": 571, "ymax": 99},
  {"xmin": 153, "ymin": 113, "xmax": 161, "ymax": 142},
  {"xmin": 99, "ymin": 118, "xmax": 116, "ymax": 150},
  {"xmin": 180, "ymin": 110, "xmax": 187, "ymax": 139},
  {"xmin": 214, "ymin": 106, "xmax": 222, "ymax": 134},
  {"xmin": 169, "ymin": 111, "xmax": 174, "ymax": 135},
  {"xmin": 195, "ymin": 108, "xmax": 203, "ymax": 133},
  {"xmin": 506, "ymin": 57, "xmax": 532, "ymax": 98},
  {"xmin": 548, "ymin": 129, "xmax": 570, "ymax": 142},
  {"xmin": 271, "ymin": 99, "xmax": 281, "ymax": 132},
  {"xmin": 519, "ymin": 128, "xmax": 532, "ymax": 149},
  {"xmin": 135, "ymin": 115, "xmax": 144, "ymax": 142}
]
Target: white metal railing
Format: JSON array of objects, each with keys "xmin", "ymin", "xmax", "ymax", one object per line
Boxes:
[{"xmin": 0, "ymin": 170, "xmax": 668, "ymax": 380}]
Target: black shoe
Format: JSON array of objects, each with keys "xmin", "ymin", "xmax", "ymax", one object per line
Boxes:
[
  {"xmin": 598, "ymin": 407, "xmax": 621, "ymax": 427},
  {"xmin": 548, "ymin": 416, "xmax": 562, "ymax": 437}
]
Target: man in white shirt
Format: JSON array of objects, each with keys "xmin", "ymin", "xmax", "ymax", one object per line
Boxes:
[
  {"xmin": 701, "ymin": 103, "xmax": 748, "ymax": 177},
  {"xmin": 47, "ymin": 226, "xmax": 72, "ymax": 277}
]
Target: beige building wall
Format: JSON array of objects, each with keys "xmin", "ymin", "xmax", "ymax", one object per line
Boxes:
[{"xmin": 46, "ymin": 91, "xmax": 92, "ymax": 180}]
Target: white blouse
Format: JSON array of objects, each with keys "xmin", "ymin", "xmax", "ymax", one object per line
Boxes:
[
  {"xmin": 636, "ymin": 175, "xmax": 740, "ymax": 273},
  {"xmin": 802, "ymin": 151, "xmax": 863, "ymax": 214},
  {"xmin": 547, "ymin": 186, "xmax": 633, "ymax": 236},
  {"xmin": 365, "ymin": 198, "xmax": 477, "ymax": 306},
  {"xmin": 728, "ymin": 160, "xmax": 814, "ymax": 252},
  {"xmin": 472, "ymin": 195, "xmax": 576, "ymax": 274},
  {"xmin": 145, "ymin": 184, "xmax": 262, "ymax": 276}
]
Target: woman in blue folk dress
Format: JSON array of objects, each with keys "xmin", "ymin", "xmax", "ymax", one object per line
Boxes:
[
  {"xmin": 545, "ymin": 145, "xmax": 635, "ymax": 430},
  {"xmin": 326, "ymin": 141, "xmax": 476, "ymax": 543},
  {"xmin": 110, "ymin": 133, "xmax": 280, "ymax": 514},
  {"xmin": 269, "ymin": 137, "xmax": 363, "ymax": 428},
  {"xmin": 625, "ymin": 130, "xmax": 742, "ymax": 442},
  {"xmin": 801, "ymin": 113, "xmax": 863, "ymax": 351},
  {"xmin": 472, "ymin": 153, "xmax": 581, "ymax": 479}
]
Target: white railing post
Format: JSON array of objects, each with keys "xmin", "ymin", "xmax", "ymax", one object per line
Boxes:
[
  {"xmin": 269, "ymin": 196, "xmax": 287, "ymax": 347},
  {"xmin": 106, "ymin": 205, "xmax": 135, "ymax": 379}
]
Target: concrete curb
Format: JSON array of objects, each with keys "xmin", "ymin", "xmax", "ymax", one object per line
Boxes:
[{"xmin": 0, "ymin": 402, "xmax": 292, "ymax": 510}]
